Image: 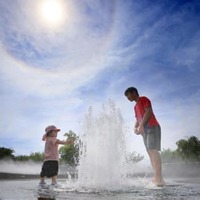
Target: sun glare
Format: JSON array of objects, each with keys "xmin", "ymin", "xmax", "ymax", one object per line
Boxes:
[{"xmin": 40, "ymin": 0, "xmax": 65, "ymax": 26}]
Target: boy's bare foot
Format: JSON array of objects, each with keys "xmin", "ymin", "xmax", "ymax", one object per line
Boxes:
[
  {"xmin": 151, "ymin": 177, "xmax": 156, "ymax": 183},
  {"xmin": 152, "ymin": 177, "xmax": 165, "ymax": 187}
]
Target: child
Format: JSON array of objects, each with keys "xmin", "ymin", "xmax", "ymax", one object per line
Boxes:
[
  {"xmin": 124, "ymin": 87, "xmax": 165, "ymax": 187},
  {"xmin": 39, "ymin": 125, "xmax": 74, "ymax": 188}
]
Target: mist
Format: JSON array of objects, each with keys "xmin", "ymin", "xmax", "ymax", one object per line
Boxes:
[
  {"xmin": 162, "ymin": 161, "xmax": 200, "ymax": 178},
  {"xmin": 0, "ymin": 159, "xmax": 41, "ymax": 174}
]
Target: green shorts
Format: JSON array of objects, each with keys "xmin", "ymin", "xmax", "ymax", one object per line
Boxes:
[{"xmin": 143, "ymin": 125, "xmax": 161, "ymax": 151}]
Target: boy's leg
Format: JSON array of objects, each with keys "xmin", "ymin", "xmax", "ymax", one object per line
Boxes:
[
  {"xmin": 148, "ymin": 149, "xmax": 165, "ymax": 186},
  {"xmin": 145, "ymin": 126, "xmax": 165, "ymax": 186}
]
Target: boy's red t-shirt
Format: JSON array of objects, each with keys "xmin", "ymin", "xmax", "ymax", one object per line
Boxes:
[{"xmin": 134, "ymin": 96, "xmax": 159, "ymax": 127}]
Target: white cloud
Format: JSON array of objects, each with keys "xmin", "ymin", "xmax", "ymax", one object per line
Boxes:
[
  {"xmin": 0, "ymin": 0, "xmax": 200, "ymax": 158},
  {"xmin": 0, "ymin": 0, "xmax": 117, "ymax": 97},
  {"xmin": 0, "ymin": 45, "xmax": 109, "ymax": 97}
]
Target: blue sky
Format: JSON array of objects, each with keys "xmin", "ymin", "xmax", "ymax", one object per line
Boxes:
[{"xmin": 0, "ymin": 0, "xmax": 200, "ymax": 157}]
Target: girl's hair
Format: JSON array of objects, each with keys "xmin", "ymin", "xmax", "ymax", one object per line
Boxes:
[{"xmin": 124, "ymin": 87, "xmax": 139, "ymax": 96}]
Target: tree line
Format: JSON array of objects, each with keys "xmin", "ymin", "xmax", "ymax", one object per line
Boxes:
[
  {"xmin": 1, "ymin": 133, "xmax": 200, "ymax": 165},
  {"xmin": 161, "ymin": 136, "xmax": 200, "ymax": 163}
]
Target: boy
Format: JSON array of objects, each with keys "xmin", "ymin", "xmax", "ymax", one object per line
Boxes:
[
  {"xmin": 124, "ymin": 87, "xmax": 165, "ymax": 187},
  {"xmin": 39, "ymin": 125, "xmax": 74, "ymax": 188}
]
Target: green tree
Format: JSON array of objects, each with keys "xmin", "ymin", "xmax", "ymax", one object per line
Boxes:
[
  {"xmin": 126, "ymin": 151, "xmax": 144, "ymax": 163},
  {"xmin": 161, "ymin": 148, "xmax": 182, "ymax": 163},
  {"xmin": 59, "ymin": 130, "xmax": 79, "ymax": 166},
  {"xmin": 6, "ymin": 152, "xmax": 43, "ymax": 162},
  {"xmin": 0, "ymin": 147, "xmax": 15, "ymax": 159},
  {"xmin": 14, "ymin": 155, "xmax": 30, "ymax": 161},
  {"xmin": 176, "ymin": 136, "xmax": 200, "ymax": 162},
  {"xmin": 29, "ymin": 152, "xmax": 44, "ymax": 162}
]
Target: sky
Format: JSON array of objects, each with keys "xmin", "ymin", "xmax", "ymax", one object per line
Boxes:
[{"xmin": 0, "ymin": 0, "xmax": 200, "ymax": 158}]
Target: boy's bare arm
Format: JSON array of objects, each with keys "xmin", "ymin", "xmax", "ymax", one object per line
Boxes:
[
  {"xmin": 134, "ymin": 121, "xmax": 139, "ymax": 134},
  {"xmin": 135, "ymin": 121, "xmax": 139, "ymax": 128},
  {"xmin": 138, "ymin": 107, "xmax": 152, "ymax": 134},
  {"xmin": 141, "ymin": 107, "xmax": 152, "ymax": 126}
]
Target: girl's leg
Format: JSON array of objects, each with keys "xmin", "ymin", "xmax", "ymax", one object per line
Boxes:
[
  {"xmin": 51, "ymin": 176, "xmax": 57, "ymax": 184},
  {"xmin": 40, "ymin": 177, "xmax": 46, "ymax": 183}
]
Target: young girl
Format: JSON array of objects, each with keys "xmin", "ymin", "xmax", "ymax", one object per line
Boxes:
[{"xmin": 39, "ymin": 125, "xmax": 74, "ymax": 188}]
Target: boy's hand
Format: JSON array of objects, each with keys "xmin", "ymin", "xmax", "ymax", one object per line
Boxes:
[
  {"xmin": 134, "ymin": 126, "xmax": 144, "ymax": 136},
  {"xmin": 138, "ymin": 125, "xmax": 144, "ymax": 136},
  {"xmin": 134, "ymin": 128, "xmax": 139, "ymax": 135}
]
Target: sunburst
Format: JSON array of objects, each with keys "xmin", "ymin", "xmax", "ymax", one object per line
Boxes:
[{"xmin": 39, "ymin": 0, "xmax": 65, "ymax": 26}]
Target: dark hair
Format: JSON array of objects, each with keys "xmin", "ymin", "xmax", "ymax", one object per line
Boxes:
[{"xmin": 124, "ymin": 87, "xmax": 139, "ymax": 96}]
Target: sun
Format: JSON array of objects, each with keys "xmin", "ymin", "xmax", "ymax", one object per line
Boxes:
[{"xmin": 39, "ymin": 0, "xmax": 65, "ymax": 26}]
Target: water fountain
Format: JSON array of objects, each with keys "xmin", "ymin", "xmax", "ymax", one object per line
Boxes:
[
  {"xmin": 1, "ymin": 101, "xmax": 200, "ymax": 199},
  {"xmin": 77, "ymin": 100, "xmax": 127, "ymax": 191}
]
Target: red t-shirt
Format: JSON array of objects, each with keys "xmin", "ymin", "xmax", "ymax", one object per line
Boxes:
[{"xmin": 134, "ymin": 96, "xmax": 159, "ymax": 127}]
